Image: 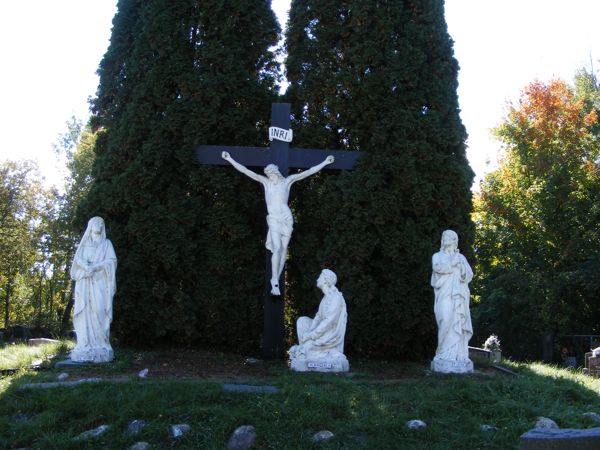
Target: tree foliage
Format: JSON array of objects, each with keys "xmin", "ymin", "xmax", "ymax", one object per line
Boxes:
[
  {"xmin": 82, "ymin": 0, "xmax": 280, "ymax": 350},
  {"xmin": 474, "ymin": 76, "xmax": 600, "ymax": 359},
  {"xmin": 0, "ymin": 161, "xmax": 48, "ymax": 330},
  {"xmin": 283, "ymin": 0, "xmax": 474, "ymax": 358}
]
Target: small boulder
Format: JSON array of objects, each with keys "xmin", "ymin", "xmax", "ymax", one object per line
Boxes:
[
  {"xmin": 312, "ymin": 430, "xmax": 335, "ymax": 443},
  {"xmin": 128, "ymin": 442, "xmax": 150, "ymax": 450},
  {"xmin": 170, "ymin": 423, "xmax": 191, "ymax": 438},
  {"xmin": 406, "ymin": 419, "xmax": 427, "ymax": 430},
  {"xmin": 125, "ymin": 419, "xmax": 146, "ymax": 436},
  {"xmin": 583, "ymin": 412, "xmax": 600, "ymax": 423},
  {"xmin": 535, "ymin": 416, "xmax": 559, "ymax": 429},
  {"xmin": 481, "ymin": 424, "xmax": 499, "ymax": 432},
  {"xmin": 138, "ymin": 368, "xmax": 149, "ymax": 378},
  {"xmin": 57, "ymin": 372, "xmax": 69, "ymax": 381},
  {"xmin": 74, "ymin": 424, "xmax": 110, "ymax": 440},
  {"xmin": 227, "ymin": 425, "xmax": 257, "ymax": 449}
]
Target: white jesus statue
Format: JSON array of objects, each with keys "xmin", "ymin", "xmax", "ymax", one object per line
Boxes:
[{"xmin": 222, "ymin": 151, "xmax": 334, "ymax": 295}]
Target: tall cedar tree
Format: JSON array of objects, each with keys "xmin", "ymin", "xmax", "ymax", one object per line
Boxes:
[
  {"xmin": 83, "ymin": 0, "xmax": 280, "ymax": 350},
  {"xmin": 284, "ymin": 0, "xmax": 474, "ymax": 359}
]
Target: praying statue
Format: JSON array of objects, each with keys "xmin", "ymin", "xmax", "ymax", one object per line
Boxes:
[
  {"xmin": 221, "ymin": 151, "xmax": 334, "ymax": 295},
  {"xmin": 430, "ymin": 229, "xmax": 474, "ymax": 373},
  {"xmin": 69, "ymin": 216, "xmax": 117, "ymax": 363},
  {"xmin": 288, "ymin": 269, "xmax": 349, "ymax": 372}
]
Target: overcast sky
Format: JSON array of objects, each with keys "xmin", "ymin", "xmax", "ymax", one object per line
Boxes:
[{"xmin": 1, "ymin": 0, "xmax": 598, "ymax": 188}]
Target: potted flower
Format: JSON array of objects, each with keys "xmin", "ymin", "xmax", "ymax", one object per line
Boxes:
[{"xmin": 483, "ymin": 334, "xmax": 501, "ymax": 363}]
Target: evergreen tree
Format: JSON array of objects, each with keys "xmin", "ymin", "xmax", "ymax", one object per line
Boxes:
[
  {"xmin": 83, "ymin": 0, "xmax": 280, "ymax": 350},
  {"xmin": 284, "ymin": 0, "xmax": 473, "ymax": 359}
]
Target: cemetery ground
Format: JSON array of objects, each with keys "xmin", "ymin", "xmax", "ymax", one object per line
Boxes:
[{"xmin": 2, "ymin": 342, "xmax": 600, "ymax": 449}]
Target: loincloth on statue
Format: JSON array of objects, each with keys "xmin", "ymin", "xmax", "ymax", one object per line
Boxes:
[{"xmin": 266, "ymin": 211, "xmax": 293, "ymax": 252}]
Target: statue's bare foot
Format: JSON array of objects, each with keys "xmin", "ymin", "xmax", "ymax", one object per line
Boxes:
[{"xmin": 270, "ymin": 280, "xmax": 281, "ymax": 296}]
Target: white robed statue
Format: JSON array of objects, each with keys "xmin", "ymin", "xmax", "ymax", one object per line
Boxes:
[
  {"xmin": 289, "ymin": 269, "xmax": 349, "ymax": 372},
  {"xmin": 221, "ymin": 151, "xmax": 334, "ymax": 295},
  {"xmin": 70, "ymin": 216, "xmax": 117, "ymax": 363},
  {"xmin": 430, "ymin": 229, "xmax": 474, "ymax": 373}
]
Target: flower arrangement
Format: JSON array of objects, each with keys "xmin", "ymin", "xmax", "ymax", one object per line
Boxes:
[{"xmin": 483, "ymin": 334, "xmax": 501, "ymax": 352}]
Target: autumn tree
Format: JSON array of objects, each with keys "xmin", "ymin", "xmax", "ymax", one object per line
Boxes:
[{"xmin": 474, "ymin": 76, "xmax": 600, "ymax": 359}]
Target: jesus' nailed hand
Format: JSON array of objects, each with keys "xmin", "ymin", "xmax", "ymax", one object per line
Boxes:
[{"xmin": 221, "ymin": 151, "xmax": 334, "ymax": 295}]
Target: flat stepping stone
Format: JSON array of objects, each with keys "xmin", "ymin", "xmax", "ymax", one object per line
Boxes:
[
  {"xmin": 223, "ymin": 383, "xmax": 279, "ymax": 393},
  {"xmin": 18, "ymin": 377, "xmax": 129, "ymax": 390},
  {"xmin": 520, "ymin": 427, "xmax": 600, "ymax": 449},
  {"xmin": 28, "ymin": 338, "xmax": 60, "ymax": 346}
]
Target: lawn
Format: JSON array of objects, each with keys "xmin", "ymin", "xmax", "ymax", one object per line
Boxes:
[{"xmin": 1, "ymin": 342, "xmax": 600, "ymax": 449}]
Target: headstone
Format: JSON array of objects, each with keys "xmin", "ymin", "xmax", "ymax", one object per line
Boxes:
[
  {"xmin": 520, "ymin": 427, "xmax": 600, "ymax": 450},
  {"xmin": 69, "ymin": 216, "xmax": 117, "ymax": 363},
  {"xmin": 227, "ymin": 425, "xmax": 257, "ymax": 449},
  {"xmin": 430, "ymin": 230, "xmax": 474, "ymax": 374},
  {"xmin": 288, "ymin": 269, "xmax": 349, "ymax": 373}
]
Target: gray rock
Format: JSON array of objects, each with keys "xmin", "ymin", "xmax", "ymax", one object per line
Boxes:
[
  {"xmin": 227, "ymin": 425, "xmax": 257, "ymax": 449},
  {"xmin": 244, "ymin": 357, "xmax": 260, "ymax": 365},
  {"xmin": 312, "ymin": 430, "xmax": 335, "ymax": 443},
  {"xmin": 10, "ymin": 412, "xmax": 34, "ymax": 423},
  {"xmin": 128, "ymin": 442, "xmax": 150, "ymax": 450},
  {"xmin": 223, "ymin": 383, "xmax": 279, "ymax": 394},
  {"xmin": 74, "ymin": 424, "xmax": 110, "ymax": 440},
  {"xmin": 481, "ymin": 424, "xmax": 499, "ymax": 432},
  {"xmin": 520, "ymin": 427, "xmax": 600, "ymax": 450},
  {"xmin": 535, "ymin": 417, "xmax": 559, "ymax": 429},
  {"xmin": 583, "ymin": 412, "xmax": 600, "ymax": 423},
  {"xmin": 170, "ymin": 423, "xmax": 191, "ymax": 438},
  {"xmin": 138, "ymin": 368, "xmax": 149, "ymax": 378},
  {"xmin": 126, "ymin": 419, "xmax": 146, "ymax": 436},
  {"xmin": 406, "ymin": 419, "xmax": 427, "ymax": 430},
  {"xmin": 57, "ymin": 372, "xmax": 69, "ymax": 381}
]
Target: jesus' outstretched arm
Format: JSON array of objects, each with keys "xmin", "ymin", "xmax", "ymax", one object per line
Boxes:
[
  {"xmin": 221, "ymin": 151, "xmax": 266, "ymax": 183},
  {"xmin": 287, "ymin": 155, "xmax": 335, "ymax": 184}
]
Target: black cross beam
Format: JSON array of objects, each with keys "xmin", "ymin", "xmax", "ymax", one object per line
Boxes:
[{"xmin": 196, "ymin": 103, "xmax": 360, "ymax": 359}]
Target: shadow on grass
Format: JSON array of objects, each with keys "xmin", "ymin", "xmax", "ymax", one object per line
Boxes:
[{"xmin": 1, "ymin": 349, "xmax": 600, "ymax": 449}]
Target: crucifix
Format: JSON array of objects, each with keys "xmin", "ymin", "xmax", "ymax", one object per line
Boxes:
[{"xmin": 196, "ymin": 103, "xmax": 360, "ymax": 359}]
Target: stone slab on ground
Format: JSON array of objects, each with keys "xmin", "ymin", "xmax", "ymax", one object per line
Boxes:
[
  {"xmin": 223, "ymin": 383, "xmax": 279, "ymax": 394},
  {"xmin": 520, "ymin": 427, "xmax": 600, "ymax": 449},
  {"xmin": 28, "ymin": 338, "xmax": 60, "ymax": 346}
]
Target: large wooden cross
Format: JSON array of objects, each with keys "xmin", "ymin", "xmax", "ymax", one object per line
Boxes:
[{"xmin": 196, "ymin": 103, "xmax": 360, "ymax": 359}]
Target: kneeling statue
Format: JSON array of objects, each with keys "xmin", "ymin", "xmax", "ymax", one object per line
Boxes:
[{"xmin": 289, "ymin": 269, "xmax": 349, "ymax": 372}]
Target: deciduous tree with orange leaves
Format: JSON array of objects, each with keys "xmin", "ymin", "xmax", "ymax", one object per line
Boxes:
[{"xmin": 473, "ymin": 74, "xmax": 600, "ymax": 360}]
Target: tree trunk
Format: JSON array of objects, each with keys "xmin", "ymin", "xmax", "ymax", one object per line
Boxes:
[
  {"xmin": 60, "ymin": 283, "xmax": 75, "ymax": 336},
  {"xmin": 4, "ymin": 279, "xmax": 12, "ymax": 329}
]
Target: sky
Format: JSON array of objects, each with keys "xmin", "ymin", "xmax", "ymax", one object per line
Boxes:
[{"xmin": 1, "ymin": 0, "xmax": 598, "ymax": 189}]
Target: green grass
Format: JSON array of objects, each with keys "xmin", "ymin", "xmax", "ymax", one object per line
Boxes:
[{"xmin": 1, "ymin": 345, "xmax": 600, "ymax": 449}]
